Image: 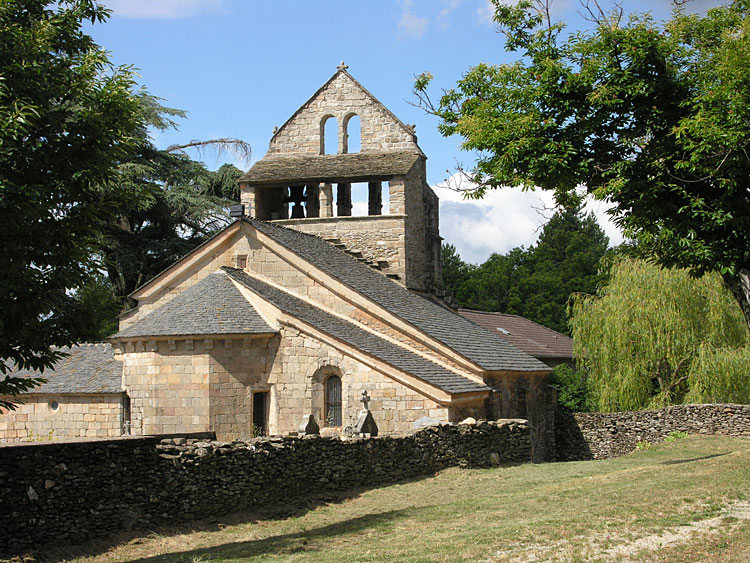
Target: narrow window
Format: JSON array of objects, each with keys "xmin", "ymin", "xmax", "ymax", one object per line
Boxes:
[
  {"xmin": 324, "ymin": 375, "xmax": 342, "ymax": 426},
  {"xmin": 344, "ymin": 114, "xmax": 361, "ymax": 153},
  {"xmin": 236, "ymin": 254, "xmax": 247, "ymax": 269},
  {"xmin": 253, "ymin": 391, "xmax": 269, "ymax": 436},
  {"xmin": 122, "ymin": 394, "xmax": 131, "ymax": 435},
  {"xmin": 321, "ymin": 115, "xmax": 338, "ymax": 155}
]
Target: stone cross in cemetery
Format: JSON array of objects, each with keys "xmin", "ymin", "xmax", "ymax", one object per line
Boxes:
[{"xmin": 355, "ymin": 390, "xmax": 378, "ymax": 436}]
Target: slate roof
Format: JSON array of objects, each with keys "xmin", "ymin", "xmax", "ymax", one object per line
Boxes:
[
  {"xmin": 243, "ymin": 218, "xmax": 551, "ymax": 373},
  {"xmin": 224, "ymin": 267, "xmax": 489, "ymax": 395},
  {"xmin": 114, "ymin": 270, "xmax": 275, "ymax": 339},
  {"xmin": 239, "ymin": 152, "xmax": 421, "ymax": 186},
  {"xmin": 458, "ymin": 310, "xmax": 574, "ymax": 360},
  {"xmin": 7, "ymin": 343, "xmax": 123, "ymax": 394}
]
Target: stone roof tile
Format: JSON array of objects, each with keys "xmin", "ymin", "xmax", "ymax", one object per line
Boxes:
[
  {"xmin": 239, "ymin": 152, "xmax": 421, "ymax": 185},
  {"xmin": 224, "ymin": 267, "xmax": 489, "ymax": 395},
  {"xmin": 114, "ymin": 270, "xmax": 275, "ymax": 339},
  {"xmin": 244, "ymin": 218, "xmax": 550, "ymax": 373},
  {"xmin": 8, "ymin": 343, "xmax": 122, "ymax": 395}
]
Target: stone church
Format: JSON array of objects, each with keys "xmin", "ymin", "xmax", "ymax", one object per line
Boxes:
[{"xmin": 1, "ymin": 65, "xmax": 554, "ymax": 457}]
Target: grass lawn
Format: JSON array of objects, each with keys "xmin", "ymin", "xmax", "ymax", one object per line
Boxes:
[{"xmin": 44, "ymin": 435, "xmax": 750, "ymax": 562}]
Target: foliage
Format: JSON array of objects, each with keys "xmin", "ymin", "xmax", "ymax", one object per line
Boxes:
[
  {"xmin": 441, "ymin": 244, "xmax": 476, "ymax": 297},
  {"xmin": 101, "ymin": 142, "xmax": 244, "ymax": 302},
  {"xmin": 664, "ymin": 431, "xmax": 688, "ymax": 443},
  {"xmin": 415, "ymin": 0, "xmax": 750, "ymax": 328},
  {"xmin": 570, "ymin": 258, "xmax": 749, "ymax": 411},
  {"xmin": 0, "ymin": 0, "xmax": 145, "ymax": 397},
  {"xmin": 687, "ymin": 344, "xmax": 750, "ymax": 405},
  {"xmin": 444, "ymin": 206, "xmax": 609, "ymax": 333},
  {"xmin": 549, "ymin": 363, "xmax": 591, "ymax": 412}
]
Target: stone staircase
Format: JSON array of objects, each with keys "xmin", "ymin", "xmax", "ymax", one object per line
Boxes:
[{"xmin": 323, "ymin": 237, "xmax": 400, "ymax": 280}]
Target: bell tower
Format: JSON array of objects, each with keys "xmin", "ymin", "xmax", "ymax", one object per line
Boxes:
[{"xmin": 238, "ymin": 64, "xmax": 442, "ymax": 295}]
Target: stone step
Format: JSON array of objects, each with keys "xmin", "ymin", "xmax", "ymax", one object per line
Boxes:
[{"xmin": 324, "ymin": 237, "xmax": 342, "ymax": 245}]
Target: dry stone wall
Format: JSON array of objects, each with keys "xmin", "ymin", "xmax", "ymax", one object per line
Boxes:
[
  {"xmin": 0, "ymin": 420, "xmax": 530, "ymax": 555},
  {"xmin": 556, "ymin": 403, "xmax": 750, "ymax": 460}
]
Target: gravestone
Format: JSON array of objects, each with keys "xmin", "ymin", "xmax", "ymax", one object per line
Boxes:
[
  {"xmin": 354, "ymin": 390, "xmax": 378, "ymax": 436},
  {"xmin": 298, "ymin": 414, "xmax": 320, "ymax": 436}
]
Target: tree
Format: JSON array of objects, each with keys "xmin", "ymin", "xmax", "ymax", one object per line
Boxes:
[
  {"xmin": 445, "ymin": 207, "xmax": 609, "ymax": 333},
  {"xmin": 441, "ymin": 243, "xmax": 475, "ymax": 298},
  {"xmin": 570, "ymin": 258, "xmax": 749, "ymax": 411},
  {"xmin": 0, "ymin": 0, "xmax": 145, "ymax": 401},
  {"xmin": 517, "ymin": 207, "xmax": 609, "ymax": 333},
  {"xmin": 102, "ymin": 146, "xmax": 244, "ymax": 302},
  {"xmin": 415, "ymin": 0, "xmax": 750, "ymax": 328}
]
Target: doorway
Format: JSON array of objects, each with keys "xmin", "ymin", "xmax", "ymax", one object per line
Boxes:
[{"xmin": 252, "ymin": 391, "xmax": 268, "ymax": 436}]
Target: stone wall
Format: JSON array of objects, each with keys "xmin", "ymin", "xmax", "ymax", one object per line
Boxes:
[
  {"xmin": 118, "ymin": 322, "xmax": 461, "ymax": 440},
  {"xmin": 0, "ymin": 394, "xmax": 124, "ymax": 442},
  {"xmin": 556, "ymin": 403, "xmax": 750, "ymax": 461},
  {"xmin": 273, "ymin": 214, "xmax": 407, "ymax": 279},
  {"xmin": 483, "ymin": 374, "xmax": 557, "ymax": 463},
  {"xmin": 268, "ymin": 71, "xmax": 419, "ymax": 155},
  {"xmin": 0, "ymin": 419, "xmax": 530, "ymax": 555}
]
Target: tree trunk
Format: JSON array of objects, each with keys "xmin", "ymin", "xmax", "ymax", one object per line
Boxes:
[{"xmin": 723, "ymin": 269, "xmax": 750, "ymax": 332}]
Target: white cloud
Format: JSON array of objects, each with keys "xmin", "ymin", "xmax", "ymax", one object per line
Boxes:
[
  {"xmin": 437, "ymin": 0, "xmax": 465, "ymax": 28},
  {"xmin": 105, "ymin": 0, "xmax": 227, "ymax": 19},
  {"xmin": 476, "ymin": 0, "xmax": 496, "ymax": 26},
  {"xmin": 398, "ymin": 0, "xmax": 428, "ymax": 39},
  {"xmin": 436, "ymin": 175, "xmax": 624, "ymax": 264}
]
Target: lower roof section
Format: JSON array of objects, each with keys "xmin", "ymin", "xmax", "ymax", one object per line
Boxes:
[{"xmin": 6, "ymin": 343, "xmax": 123, "ymax": 395}]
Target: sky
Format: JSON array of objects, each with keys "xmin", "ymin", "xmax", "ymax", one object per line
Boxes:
[{"xmin": 87, "ymin": 0, "xmax": 725, "ymax": 264}]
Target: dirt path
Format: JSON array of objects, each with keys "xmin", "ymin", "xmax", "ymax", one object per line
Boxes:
[{"xmin": 603, "ymin": 500, "xmax": 750, "ymax": 561}]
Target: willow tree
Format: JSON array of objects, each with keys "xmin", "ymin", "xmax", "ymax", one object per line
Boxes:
[{"xmin": 570, "ymin": 258, "xmax": 749, "ymax": 411}]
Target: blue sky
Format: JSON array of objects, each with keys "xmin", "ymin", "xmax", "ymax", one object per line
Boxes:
[{"xmin": 88, "ymin": 0, "xmax": 724, "ymax": 263}]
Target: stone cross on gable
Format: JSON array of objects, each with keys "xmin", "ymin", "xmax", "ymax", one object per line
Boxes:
[
  {"xmin": 360, "ymin": 390, "xmax": 370, "ymax": 411},
  {"xmin": 337, "ymin": 61, "xmax": 349, "ymax": 71}
]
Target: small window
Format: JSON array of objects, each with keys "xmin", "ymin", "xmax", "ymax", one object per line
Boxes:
[
  {"xmin": 324, "ymin": 375, "xmax": 342, "ymax": 426},
  {"xmin": 49, "ymin": 400, "xmax": 59, "ymax": 411},
  {"xmin": 236, "ymin": 255, "xmax": 247, "ymax": 269}
]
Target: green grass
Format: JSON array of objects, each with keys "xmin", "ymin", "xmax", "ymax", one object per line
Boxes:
[{"xmin": 46, "ymin": 435, "xmax": 750, "ymax": 562}]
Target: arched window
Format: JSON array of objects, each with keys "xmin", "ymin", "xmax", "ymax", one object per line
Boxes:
[
  {"xmin": 343, "ymin": 113, "xmax": 361, "ymax": 154},
  {"xmin": 321, "ymin": 115, "xmax": 338, "ymax": 155},
  {"xmin": 324, "ymin": 375, "xmax": 342, "ymax": 426}
]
